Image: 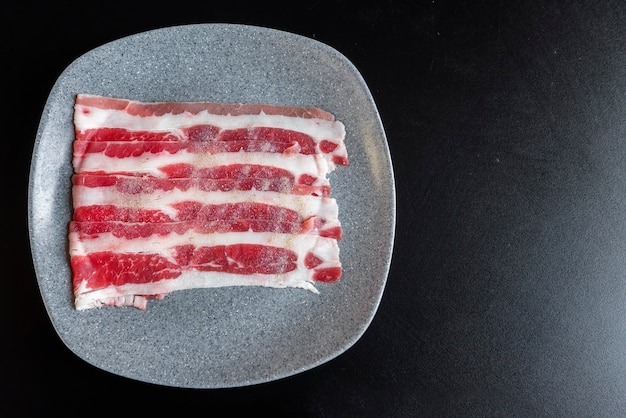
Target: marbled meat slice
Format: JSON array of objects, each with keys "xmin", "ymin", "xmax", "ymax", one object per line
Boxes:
[
  {"xmin": 70, "ymin": 232, "xmax": 341, "ymax": 310},
  {"xmin": 71, "ymin": 189, "xmax": 342, "ymax": 240},
  {"xmin": 74, "ymin": 94, "xmax": 349, "ymax": 168},
  {"xmin": 69, "ymin": 94, "xmax": 348, "ymax": 310},
  {"xmin": 73, "ymin": 154, "xmax": 332, "ymax": 197},
  {"xmin": 72, "ymin": 169, "xmax": 331, "ymax": 197}
]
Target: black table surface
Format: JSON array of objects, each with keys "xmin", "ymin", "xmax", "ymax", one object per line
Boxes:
[{"xmin": 6, "ymin": 1, "xmax": 625, "ymax": 416}]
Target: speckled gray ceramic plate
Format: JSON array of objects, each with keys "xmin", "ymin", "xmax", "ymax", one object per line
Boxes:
[{"xmin": 28, "ymin": 24, "xmax": 395, "ymax": 388}]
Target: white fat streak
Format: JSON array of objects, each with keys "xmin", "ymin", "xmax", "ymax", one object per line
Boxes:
[
  {"xmin": 74, "ymin": 269, "xmax": 320, "ymax": 310},
  {"xmin": 74, "ymin": 150, "xmax": 332, "ymax": 176},
  {"xmin": 69, "ymin": 230, "xmax": 339, "ymax": 263},
  {"xmin": 73, "ymin": 187, "xmax": 339, "ymax": 221},
  {"xmin": 74, "ymin": 104, "xmax": 346, "ymax": 143}
]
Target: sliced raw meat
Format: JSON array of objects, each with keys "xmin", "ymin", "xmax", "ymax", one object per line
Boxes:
[
  {"xmin": 70, "ymin": 192, "xmax": 342, "ymax": 239},
  {"xmin": 72, "ymin": 188, "xmax": 339, "ymax": 226},
  {"xmin": 73, "ymin": 126, "xmax": 319, "ymax": 156},
  {"xmin": 72, "ymin": 172, "xmax": 330, "ymax": 197},
  {"xmin": 75, "ymin": 94, "xmax": 337, "ymax": 120},
  {"xmin": 74, "ymin": 94, "xmax": 349, "ymax": 169},
  {"xmin": 69, "ymin": 95, "xmax": 348, "ymax": 310},
  {"xmin": 70, "ymin": 233, "xmax": 341, "ymax": 310},
  {"xmin": 72, "ymin": 162, "xmax": 331, "ymax": 197},
  {"xmin": 72, "ymin": 152, "xmax": 332, "ymax": 190}
]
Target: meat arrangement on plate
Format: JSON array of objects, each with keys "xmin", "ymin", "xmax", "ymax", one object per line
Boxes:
[{"xmin": 69, "ymin": 94, "xmax": 349, "ymax": 310}]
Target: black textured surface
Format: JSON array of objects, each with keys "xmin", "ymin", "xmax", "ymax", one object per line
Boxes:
[{"xmin": 6, "ymin": 1, "xmax": 626, "ymax": 416}]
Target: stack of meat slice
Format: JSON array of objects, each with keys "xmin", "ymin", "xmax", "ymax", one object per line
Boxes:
[{"xmin": 69, "ymin": 94, "xmax": 349, "ymax": 310}]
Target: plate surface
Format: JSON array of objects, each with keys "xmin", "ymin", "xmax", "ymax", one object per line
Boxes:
[{"xmin": 28, "ymin": 23, "xmax": 395, "ymax": 388}]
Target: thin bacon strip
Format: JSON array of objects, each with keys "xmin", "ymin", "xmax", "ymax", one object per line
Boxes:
[
  {"xmin": 76, "ymin": 94, "xmax": 337, "ymax": 120},
  {"xmin": 74, "ymin": 126, "xmax": 319, "ymax": 156},
  {"xmin": 70, "ymin": 201, "xmax": 341, "ymax": 240},
  {"xmin": 74, "ymin": 94, "xmax": 349, "ymax": 169},
  {"xmin": 72, "ymin": 170, "xmax": 330, "ymax": 197},
  {"xmin": 70, "ymin": 232, "xmax": 342, "ymax": 310},
  {"xmin": 72, "ymin": 152, "xmax": 332, "ymax": 189}
]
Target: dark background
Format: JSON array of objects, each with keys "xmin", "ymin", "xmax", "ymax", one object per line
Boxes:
[{"xmin": 5, "ymin": 1, "xmax": 625, "ymax": 416}]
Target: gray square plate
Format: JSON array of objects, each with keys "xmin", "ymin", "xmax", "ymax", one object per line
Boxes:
[{"xmin": 28, "ymin": 23, "xmax": 395, "ymax": 388}]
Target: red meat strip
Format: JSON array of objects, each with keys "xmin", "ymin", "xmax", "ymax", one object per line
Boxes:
[
  {"xmin": 74, "ymin": 126, "xmax": 319, "ymax": 156},
  {"xmin": 72, "ymin": 164, "xmax": 331, "ymax": 197},
  {"xmin": 70, "ymin": 201, "xmax": 341, "ymax": 240},
  {"xmin": 70, "ymin": 233, "xmax": 342, "ymax": 310},
  {"xmin": 75, "ymin": 94, "xmax": 337, "ymax": 120},
  {"xmin": 74, "ymin": 94, "xmax": 349, "ymax": 169}
]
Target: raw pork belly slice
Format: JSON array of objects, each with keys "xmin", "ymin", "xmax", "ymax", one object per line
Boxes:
[
  {"xmin": 73, "ymin": 94, "xmax": 349, "ymax": 168},
  {"xmin": 69, "ymin": 94, "xmax": 349, "ymax": 310},
  {"xmin": 70, "ymin": 233, "xmax": 342, "ymax": 310},
  {"xmin": 70, "ymin": 189, "xmax": 342, "ymax": 239}
]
